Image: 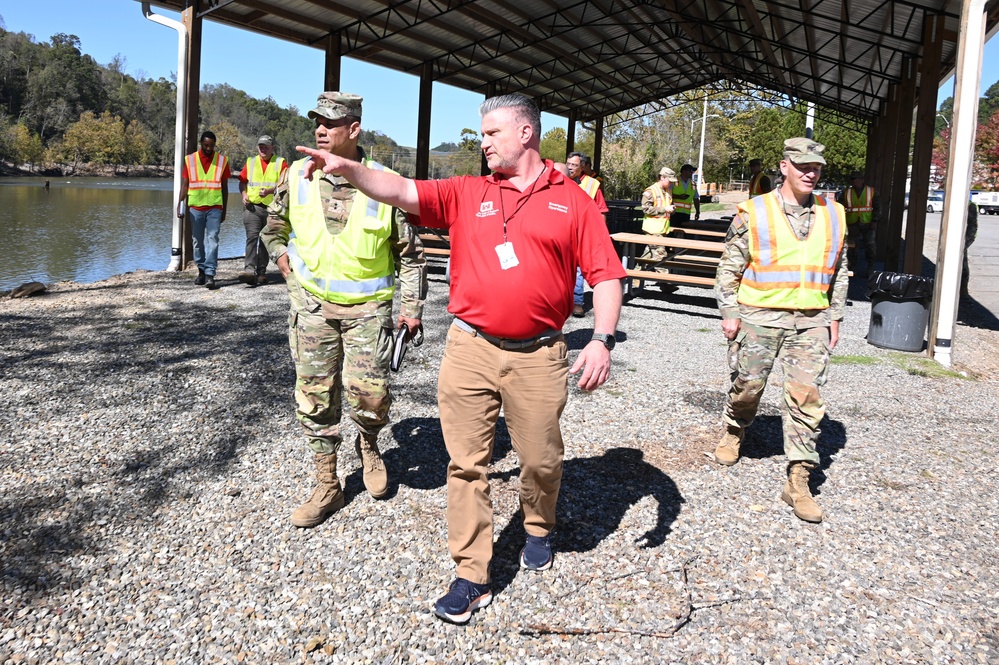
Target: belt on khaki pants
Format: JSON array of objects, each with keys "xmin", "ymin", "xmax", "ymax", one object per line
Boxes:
[{"xmin": 453, "ymin": 318, "xmax": 559, "ymax": 350}]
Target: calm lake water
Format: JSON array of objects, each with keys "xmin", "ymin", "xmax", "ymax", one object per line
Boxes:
[{"xmin": 0, "ymin": 177, "xmax": 247, "ymax": 292}]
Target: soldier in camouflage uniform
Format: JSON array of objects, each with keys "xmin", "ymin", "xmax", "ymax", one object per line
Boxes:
[
  {"xmin": 261, "ymin": 92, "xmax": 427, "ymax": 528},
  {"xmin": 713, "ymin": 138, "xmax": 848, "ymax": 524}
]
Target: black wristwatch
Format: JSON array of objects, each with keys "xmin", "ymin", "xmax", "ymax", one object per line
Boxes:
[{"xmin": 591, "ymin": 333, "xmax": 616, "ymax": 350}]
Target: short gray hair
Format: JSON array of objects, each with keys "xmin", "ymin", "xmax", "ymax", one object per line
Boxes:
[
  {"xmin": 479, "ymin": 93, "xmax": 541, "ymax": 137},
  {"xmin": 567, "ymin": 151, "xmax": 592, "ymax": 167}
]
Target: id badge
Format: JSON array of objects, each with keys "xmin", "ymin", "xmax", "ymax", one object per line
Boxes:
[{"xmin": 495, "ymin": 242, "xmax": 520, "ymax": 270}]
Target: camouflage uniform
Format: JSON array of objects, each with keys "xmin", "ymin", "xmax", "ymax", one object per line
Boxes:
[
  {"xmin": 641, "ymin": 178, "xmax": 673, "ymax": 267},
  {"xmin": 715, "ymin": 189, "xmax": 849, "ymax": 463},
  {"xmin": 261, "ymin": 147, "xmax": 428, "ymax": 454}
]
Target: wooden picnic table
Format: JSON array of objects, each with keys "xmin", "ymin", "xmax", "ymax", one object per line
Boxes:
[{"xmin": 610, "ymin": 232, "xmax": 725, "ymax": 295}]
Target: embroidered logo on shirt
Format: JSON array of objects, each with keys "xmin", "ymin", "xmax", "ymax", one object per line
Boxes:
[
  {"xmin": 476, "ymin": 201, "xmax": 498, "ymax": 218},
  {"xmin": 548, "ymin": 202, "xmax": 569, "ymax": 213}
]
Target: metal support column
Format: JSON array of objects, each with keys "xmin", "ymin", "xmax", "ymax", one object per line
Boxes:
[
  {"xmin": 885, "ymin": 58, "xmax": 917, "ymax": 272},
  {"xmin": 593, "ymin": 116, "xmax": 604, "ymax": 176},
  {"xmin": 180, "ymin": 5, "xmax": 202, "ymax": 268},
  {"xmin": 415, "ymin": 62, "xmax": 433, "ymax": 180},
  {"xmin": 566, "ymin": 109, "xmax": 577, "ymax": 157},
  {"xmin": 324, "ymin": 33, "xmax": 341, "ymax": 91}
]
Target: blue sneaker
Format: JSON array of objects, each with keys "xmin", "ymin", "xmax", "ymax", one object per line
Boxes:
[
  {"xmin": 520, "ymin": 534, "xmax": 553, "ymax": 571},
  {"xmin": 433, "ymin": 578, "xmax": 492, "ymax": 624}
]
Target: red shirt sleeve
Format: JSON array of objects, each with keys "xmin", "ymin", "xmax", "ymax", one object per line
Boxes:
[
  {"xmin": 239, "ymin": 164, "xmax": 249, "ymax": 183},
  {"xmin": 593, "ymin": 187, "xmax": 610, "ymax": 214},
  {"xmin": 414, "ymin": 178, "xmax": 456, "ymax": 229}
]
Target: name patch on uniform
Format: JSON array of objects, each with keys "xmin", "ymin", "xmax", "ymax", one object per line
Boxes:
[
  {"xmin": 548, "ymin": 202, "xmax": 568, "ymax": 213},
  {"xmin": 476, "ymin": 201, "xmax": 499, "ymax": 218}
]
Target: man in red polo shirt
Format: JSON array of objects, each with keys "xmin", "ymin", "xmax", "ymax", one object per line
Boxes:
[{"xmin": 296, "ymin": 93, "xmax": 625, "ymax": 625}]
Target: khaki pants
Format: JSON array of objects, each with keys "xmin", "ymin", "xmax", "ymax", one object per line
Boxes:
[{"xmin": 438, "ymin": 322, "xmax": 569, "ymax": 584}]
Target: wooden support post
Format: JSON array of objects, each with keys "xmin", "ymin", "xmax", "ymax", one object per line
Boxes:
[
  {"xmin": 904, "ymin": 13, "xmax": 945, "ymax": 274},
  {"xmin": 884, "ymin": 57, "xmax": 917, "ymax": 272},
  {"xmin": 593, "ymin": 116, "xmax": 604, "ymax": 175},
  {"xmin": 415, "ymin": 62, "xmax": 433, "ymax": 180}
]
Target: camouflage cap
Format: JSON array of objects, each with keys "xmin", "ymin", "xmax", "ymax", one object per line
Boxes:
[
  {"xmin": 659, "ymin": 166, "xmax": 676, "ymax": 178},
  {"xmin": 308, "ymin": 92, "xmax": 363, "ymax": 121},
  {"xmin": 256, "ymin": 135, "xmax": 274, "ymax": 146},
  {"xmin": 783, "ymin": 137, "xmax": 826, "ymax": 165}
]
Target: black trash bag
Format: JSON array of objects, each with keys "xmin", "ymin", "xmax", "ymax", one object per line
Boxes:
[{"xmin": 866, "ymin": 271, "xmax": 934, "ymax": 301}]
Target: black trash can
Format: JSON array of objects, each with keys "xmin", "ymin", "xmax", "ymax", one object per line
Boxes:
[{"xmin": 866, "ymin": 272, "xmax": 934, "ymax": 352}]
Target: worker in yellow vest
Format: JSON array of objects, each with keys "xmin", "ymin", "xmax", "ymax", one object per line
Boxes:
[
  {"xmin": 178, "ymin": 130, "xmax": 230, "ymax": 289},
  {"xmin": 748, "ymin": 158, "xmax": 772, "ymax": 198},
  {"xmin": 670, "ymin": 164, "xmax": 701, "ymax": 228},
  {"xmin": 640, "ymin": 166, "xmax": 676, "ymax": 271},
  {"xmin": 713, "ymin": 138, "xmax": 848, "ymax": 524},
  {"xmin": 836, "ymin": 170, "xmax": 880, "ymax": 276},
  {"xmin": 261, "ymin": 92, "xmax": 427, "ymax": 529},
  {"xmin": 566, "ymin": 151, "xmax": 609, "ymax": 316},
  {"xmin": 237, "ymin": 135, "xmax": 288, "ymax": 286}
]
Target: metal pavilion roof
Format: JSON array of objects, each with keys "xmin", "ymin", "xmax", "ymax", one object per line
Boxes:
[{"xmin": 144, "ymin": 0, "xmax": 999, "ymax": 124}]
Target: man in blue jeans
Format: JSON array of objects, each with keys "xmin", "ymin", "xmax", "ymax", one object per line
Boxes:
[{"xmin": 178, "ymin": 130, "xmax": 230, "ymax": 289}]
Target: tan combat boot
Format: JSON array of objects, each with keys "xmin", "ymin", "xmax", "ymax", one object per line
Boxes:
[
  {"xmin": 290, "ymin": 453, "xmax": 344, "ymax": 528},
  {"xmin": 355, "ymin": 433, "xmax": 388, "ymax": 499},
  {"xmin": 781, "ymin": 461, "xmax": 823, "ymax": 523},
  {"xmin": 714, "ymin": 425, "xmax": 744, "ymax": 466}
]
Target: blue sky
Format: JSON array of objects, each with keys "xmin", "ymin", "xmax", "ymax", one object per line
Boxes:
[{"xmin": 1, "ymin": 0, "xmax": 994, "ymax": 147}]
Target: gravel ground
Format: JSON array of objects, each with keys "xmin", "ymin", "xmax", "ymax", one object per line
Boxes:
[{"xmin": 2, "ymin": 245, "xmax": 998, "ymax": 664}]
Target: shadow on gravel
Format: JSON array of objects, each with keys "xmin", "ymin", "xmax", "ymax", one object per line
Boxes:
[
  {"xmin": 381, "ymin": 416, "xmax": 514, "ymax": 495},
  {"xmin": 0, "ymin": 283, "xmax": 289, "ymax": 601},
  {"xmin": 489, "ymin": 447, "xmax": 684, "ymax": 597},
  {"xmin": 739, "ymin": 414, "xmax": 847, "ymax": 494},
  {"xmin": 622, "ymin": 289, "xmax": 719, "ymax": 320}
]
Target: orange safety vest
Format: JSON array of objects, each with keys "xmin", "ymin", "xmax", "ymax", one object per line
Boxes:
[
  {"xmin": 749, "ymin": 172, "xmax": 769, "ymax": 197},
  {"xmin": 843, "ymin": 186, "xmax": 875, "ymax": 225},
  {"xmin": 737, "ymin": 192, "xmax": 845, "ymax": 310}
]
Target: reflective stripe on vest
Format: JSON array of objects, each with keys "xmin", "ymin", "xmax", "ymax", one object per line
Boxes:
[
  {"xmin": 844, "ymin": 186, "xmax": 874, "ymax": 225},
  {"xmin": 577, "ymin": 175, "xmax": 601, "ymax": 199},
  {"xmin": 642, "ymin": 184, "xmax": 671, "ymax": 234},
  {"xmin": 749, "ymin": 172, "xmax": 767, "ymax": 197},
  {"xmin": 671, "ymin": 179, "xmax": 696, "ymax": 214},
  {"xmin": 737, "ymin": 192, "xmax": 845, "ymax": 310},
  {"xmin": 286, "ymin": 157, "xmax": 396, "ymax": 304},
  {"xmin": 247, "ymin": 155, "xmax": 286, "ymax": 205},
  {"xmin": 186, "ymin": 152, "xmax": 228, "ymax": 207}
]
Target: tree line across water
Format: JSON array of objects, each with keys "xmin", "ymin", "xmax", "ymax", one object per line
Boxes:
[{"xmin": 0, "ymin": 19, "xmax": 988, "ymax": 198}]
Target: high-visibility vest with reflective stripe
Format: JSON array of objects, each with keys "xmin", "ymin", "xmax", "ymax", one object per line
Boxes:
[
  {"xmin": 749, "ymin": 172, "xmax": 768, "ymax": 197},
  {"xmin": 286, "ymin": 157, "xmax": 396, "ymax": 304},
  {"xmin": 186, "ymin": 152, "xmax": 228, "ymax": 207},
  {"xmin": 671, "ymin": 179, "xmax": 696, "ymax": 214},
  {"xmin": 737, "ymin": 192, "xmax": 845, "ymax": 310},
  {"xmin": 246, "ymin": 155, "xmax": 286, "ymax": 205},
  {"xmin": 843, "ymin": 186, "xmax": 874, "ymax": 225},
  {"xmin": 642, "ymin": 184, "xmax": 671, "ymax": 234},
  {"xmin": 577, "ymin": 175, "xmax": 601, "ymax": 199}
]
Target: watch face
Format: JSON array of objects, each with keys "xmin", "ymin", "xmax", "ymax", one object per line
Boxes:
[{"xmin": 595, "ymin": 333, "xmax": 615, "ymax": 350}]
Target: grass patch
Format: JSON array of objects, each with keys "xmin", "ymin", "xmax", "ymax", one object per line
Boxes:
[
  {"xmin": 701, "ymin": 203, "xmax": 728, "ymax": 213},
  {"xmin": 887, "ymin": 353, "xmax": 971, "ymax": 380},
  {"xmin": 830, "ymin": 354, "xmax": 879, "ymax": 366},
  {"xmin": 696, "ymin": 327, "xmax": 712, "ymax": 333}
]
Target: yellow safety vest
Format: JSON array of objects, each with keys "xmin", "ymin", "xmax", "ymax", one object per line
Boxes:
[
  {"xmin": 286, "ymin": 157, "xmax": 396, "ymax": 304},
  {"xmin": 246, "ymin": 155, "xmax": 286, "ymax": 205},
  {"xmin": 185, "ymin": 152, "xmax": 228, "ymax": 207},
  {"xmin": 577, "ymin": 175, "xmax": 601, "ymax": 199},
  {"xmin": 671, "ymin": 179, "xmax": 696, "ymax": 214},
  {"xmin": 642, "ymin": 184, "xmax": 672, "ymax": 234},
  {"xmin": 749, "ymin": 172, "xmax": 768, "ymax": 197},
  {"xmin": 737, "ymin": 192, "xmax": 845, "ymax": 310},
  {"xmin": 843, "ymin": 186, "xmax": 874, "ymax": 225}
]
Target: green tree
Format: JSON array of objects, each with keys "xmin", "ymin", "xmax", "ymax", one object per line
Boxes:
[
  {"xmin": 11, "ymin": 122, "xmax": 43, "ymax": 168},
  {"xmin": 539, "ymin": 127, "xmax": 566, "ymax": 163}
]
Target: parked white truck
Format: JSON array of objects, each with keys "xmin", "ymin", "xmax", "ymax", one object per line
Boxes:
[{"xmin": 972, "ymin": 191, "xmax": 999, "ymax": 214}]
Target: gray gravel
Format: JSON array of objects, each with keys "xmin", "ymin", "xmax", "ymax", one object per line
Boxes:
[{"xmin": 1, "ymin": 254, "xmax": 997, "ymax": 664}]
